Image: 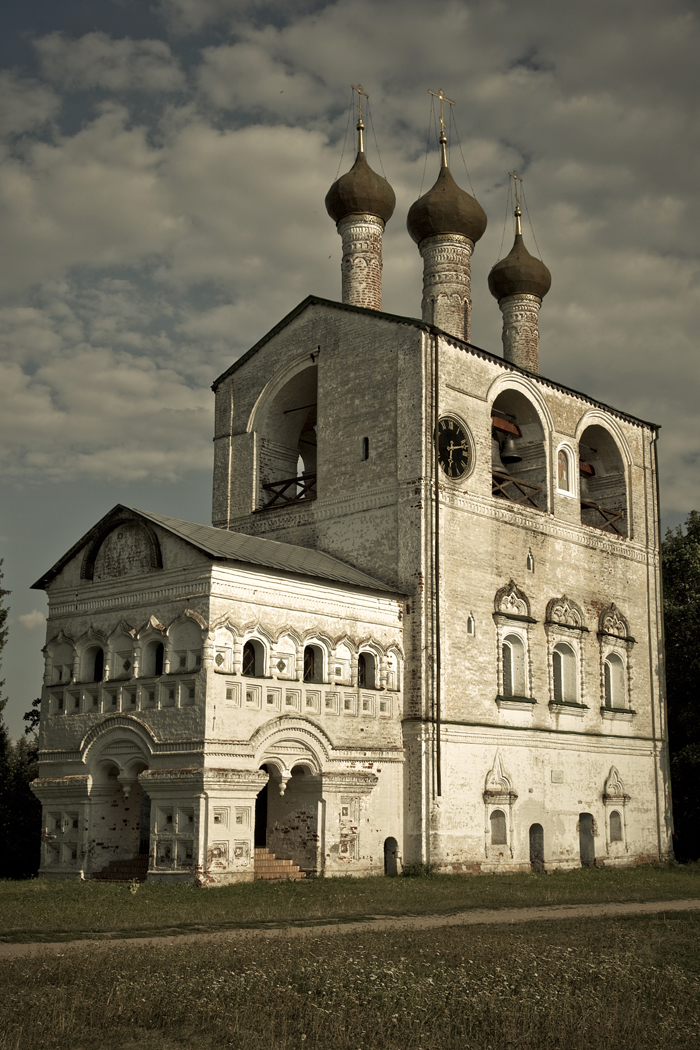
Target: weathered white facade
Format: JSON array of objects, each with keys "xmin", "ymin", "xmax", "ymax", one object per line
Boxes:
[{"xmin": 31, "ymin": 141, "xmax": 672, "ymax": 884}]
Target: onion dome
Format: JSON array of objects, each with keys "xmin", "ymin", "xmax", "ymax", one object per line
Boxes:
[
  {"xmin": 325, "ymin": 125, "xmax": 396, "ymax": 225},
  {"xmin": 488, "ymin": 209, "xmax": 551, "ymax": 301},
  {"xmin": 407, "ymin": 144, "xmax": 487, "ymax": 246}
]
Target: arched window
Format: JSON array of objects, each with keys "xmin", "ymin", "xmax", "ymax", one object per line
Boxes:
[
  {"xmin": 490, "ymin": 810, "xmax": 507, "ymax": 845},
  {"xmin": 604, "ymin": 652, "xmax": 626, "ymax": 708},
  {"xmin": 242, "ymin": 639, "xmax": 265, "ymax": 678},
  {"xmin": 357, "ymin": 652, "xmax": 376, "ymax": 689},
  {"xmin": 557, "ymin": 448, "xmax": 572, "ymax": 493},
  {"xmin": 609, "ymin": 810, "xmax": 623, "ymax": 843},
  {"xmin": 141, "ymin": 639, "xmax": 165, "ymax": 678},
  {"xmin": 93, "ymin": 648, "xmax": 104, "ymax": 683},
  {"xmin": 502, "ymin": 634, "xmax": 526, "ymax": 697},
  {"xmin": 552, "ymin": 642, "xmax": 577, "ymax": 703},
  {"xmin": 303, "ymin": 645, "xmax": 324, "ymax": 684}
]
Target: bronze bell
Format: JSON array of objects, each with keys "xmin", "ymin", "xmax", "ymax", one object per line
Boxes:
[{"xmin": 500, "ymin": 435, "xmax": 522, "ymax": 464}]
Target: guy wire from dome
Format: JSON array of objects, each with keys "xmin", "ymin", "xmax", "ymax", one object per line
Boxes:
[
  {"xmin": 325, "ymin": 84, "xmax": 396, "ymax": 225},
  {"xmin": 488, "ymin": 172, "xmax": 551, "ymax": 302},
  {"xmin": 407, "ymin": 88, "xmax": 487, "ymax": 246}
]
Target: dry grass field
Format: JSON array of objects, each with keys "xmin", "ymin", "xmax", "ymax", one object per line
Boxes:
[
  {"xmin": 1, "ymin": 862, "xmax": 699, "ymax": 943},
  {"xmin": 1, "ymin": 912, "xmax": 699, "ymax": 1050}
]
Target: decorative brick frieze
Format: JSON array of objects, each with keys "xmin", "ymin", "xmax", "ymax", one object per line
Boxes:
[
  {"xmin": 337, "ymin": 213, "xmax": 385, "ymax": 310},
  {"xmin": 419, "ymin": 233, "xmax": 474, "ymax": 341},
  {"xmin": 499, "ymin": 293, "xmax": 542, "ymax": 372}
]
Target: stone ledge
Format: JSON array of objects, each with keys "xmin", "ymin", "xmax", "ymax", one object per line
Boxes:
[
  {"xmin": 601, "ymin": 706, "xmax": 636, "ymax": 722},
  {"xmin": 496, "ymin": 695, "xmax": 537, "ymax": 712},
  {"xmin": 549, "ymin": 701, "xmax": 588, "ymax": 717}
]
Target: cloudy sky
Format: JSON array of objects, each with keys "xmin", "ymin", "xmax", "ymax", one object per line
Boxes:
[{"xmin": 1, "ymin": 0, "xmax": 698, "ymax": 735}]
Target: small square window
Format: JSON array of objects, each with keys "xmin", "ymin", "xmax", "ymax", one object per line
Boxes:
[
  {"xmin": 55, "ymin": 818, "xmax": 61, "ymax": 830},
  {"xmin": 235, "ymin": 813, "xmax": 243, "ymax": 824},
  {"xmin": 91, "ymin": 695, "xmax": 98, "ymax": 707},
  {"xmin": 72, "ymin": 818, "xmax": 79, "ymax": 829},
  {"xmin": 214, "ymin": 813, "xmax": 222, "ymax": 824},
  {"xmin": 341, "ymin": 806, "xmax": 349, "ymax": 818},
  {"xmin": 306, "ymin": 696, "xmax": 314, "ymax": 707},
  {"xmin": 362, "ymin": 698, "xmax": 370, "ymax": 711},
  {"xmin": 111, "ymin": 695, "xmax": 117, "ymax": 706},
  {"xmin": 325, "ymin": 696, "xmax": 333, "ymax": 708},
  {"xmin": 71, "ymin": 849, "xmax": 77, "ymax": 860},
  {"xmin": 179, "ymin": 655, "xmax": 186, "ymax": 668},
  {"xmin": 195, "ymin": 654, "xmax": 202, "ymax": 667},
  {"xmin": 344, "ymin": 698, "xmax": 351, "ymax": 710},
  {"xmin": 166, "ymin": 814, "xmax": 173, "ymax": 824},
  {"xmin": 247, "ymin": 691, "xmax": 254, "ymax": 704},
  {"xmin": 168, "ymin": 689, "xmax": 175, "ymax": 701},
  {"xmin": 286, "ymin": 696, "xmax": 293, "ymax": 706},
  {"xmin": 267, "ymin": 694, "xmax": 275, "ymax": 705},
  {"xmin": 380, "ymin": 700, "xmax": 388, "ymax": 713},
  {"xmin": 58, "ymin": 697, "xmax": 64, "ymax": 710},
  {"xmin": 226, "ymin": 688, "xmax": 233, "ymax": 700},
  {"xmin": 129, "ymin": 693, "xmax": 136, "ymax": 705},
  {"xmin": 188, "ymin": 687, "xmax": 195, "ymax": 700}
]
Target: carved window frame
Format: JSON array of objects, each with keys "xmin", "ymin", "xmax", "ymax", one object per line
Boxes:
[
  {"xmin": 493, "ymin": 582, "xmax": 536, "ymax": 710},
  {"xmin": 597, "ymin": 604, "xmax": 635, "ymax": 718},
  {"xmin": 555, "ymin": 442, "xmax": 577, "ymax": 498},
  {"xmin": 545, "ymin": 597, "xmax": 588, "ymax": 713}
]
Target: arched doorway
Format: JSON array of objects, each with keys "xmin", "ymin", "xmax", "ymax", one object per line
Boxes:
[
  {"xmin": 255, "ymin": 763, "xmax": 322, "ymax": 875},
  {"xmin": 529, "ymin": 824, "xmax": 544, "ymax": 872},
  {"xmin": 579, "ymin": 813, "xmax": 596, "ymax": 867},
  {"xmin": 384, "ymin": 837, "xmax": 399, "ymax": 876}
]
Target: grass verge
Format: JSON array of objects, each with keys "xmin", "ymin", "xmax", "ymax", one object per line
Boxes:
[
  {"xmin": 1, "ymin": 862, "xmax": 699, "ymax": 943},
  {"xmin": 1, "ymin": 913, "xmax": 699, "ymax": 1049}
]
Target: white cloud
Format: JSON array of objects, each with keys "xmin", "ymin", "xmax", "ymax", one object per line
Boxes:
[
  {"xmin": 17, "ymin": 611, "xmax": 45, "ymax": 630},
  {"xmin": 0, "ymin": 71, "xmax": 60, "ymax": 138},
  {"xmin": 0, "ymin": 1, "xmax": 697, "ymax": 520},
  {"xmin": 35, "ymin": 32, "xmax": 186, "ymax": 93}
]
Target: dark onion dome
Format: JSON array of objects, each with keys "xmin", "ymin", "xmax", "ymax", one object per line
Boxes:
[
  {"xmin": 488, "ymin": 229, "xmax": 552, "ymax": 301},
  {"xmin": 407, "ymin": 164, "xmax": 487, "ymax": 245},
  {"xmin": 325, "ymin": 151, "xmax": 396, "ymax": 225}
]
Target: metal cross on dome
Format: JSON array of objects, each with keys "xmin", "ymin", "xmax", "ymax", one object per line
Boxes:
[
  {"xmin": 351, "ymin": 83, "xmax": 369, "ymax": 122},
  {"xmin": 428, "ymin": 87, "xmax": 455, "ymax": 136}
]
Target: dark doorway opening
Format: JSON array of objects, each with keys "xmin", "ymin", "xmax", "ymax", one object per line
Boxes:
[
  {"xmin": 139, "ymin": 787, "xmax": 151, "ymax": 855},
  {"xmin": 579, "ymin": 812, "xmax": 595, "ymax": 867},
  {"xmin": 529, "ymin": 823, "xmax": 544, "ymax": 872},
  {"xmin": 384, "ymin": 837, "xmax": 399, "ymax": 876},
  {"xmin": 254, "ymin": 765, "xmax": 269, "ymax": 849}
]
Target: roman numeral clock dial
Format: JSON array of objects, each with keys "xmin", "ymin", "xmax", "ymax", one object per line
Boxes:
[{"xmin": 437, "ymin": 416, "xmax": 472, "ymax": 479}]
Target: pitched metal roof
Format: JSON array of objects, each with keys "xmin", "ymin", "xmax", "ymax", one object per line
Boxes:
[
  {"xmin": 33, "ymin": 504, "xmax": 401, "ymax": 595},
  {"xmin": 211, "ymin": 294, "xmax": 659, "ymax": 430}
]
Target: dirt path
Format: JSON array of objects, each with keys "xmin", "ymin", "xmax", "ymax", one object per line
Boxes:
[{"xmin": 2, "ymin": 897, "xmax": 700, "ymax": 960}]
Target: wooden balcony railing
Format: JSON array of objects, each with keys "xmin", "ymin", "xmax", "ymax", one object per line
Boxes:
[
  {"xmin": 492, "ymin": 471, "xmax": 543, "ymax": 509},
  {"xmin": 262, "ymin": 472, "xmax": 317, "ymax": 508},
  {"xmin": 580, "ymin": 499, "xmax": 625, "ymax": 535}
]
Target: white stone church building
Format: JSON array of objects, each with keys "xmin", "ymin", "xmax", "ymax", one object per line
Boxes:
[{"xmin": 31, "ymin": 111, "xmax": 672, "ymax": 884}]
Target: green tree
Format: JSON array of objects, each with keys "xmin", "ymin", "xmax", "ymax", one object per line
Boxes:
[
  {"xmin": 662, "ymin": 510, "xmax": 700, "ymax": 860},
  {"xmin": 0, "ymin": 561, "xmax": 42, "ymax": 878}
]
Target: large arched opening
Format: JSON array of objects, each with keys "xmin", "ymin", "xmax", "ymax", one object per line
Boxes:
[
  {"xmin": 491, "ymin": 389, "xmax": 547, "ymax": 511},
  {"xmin": 578, "ymin": 424, "xmax": 628, "ymax": 535},
  {"xmin": 256, "ymin": 364, "xmax": 318, "ymax": 509}
]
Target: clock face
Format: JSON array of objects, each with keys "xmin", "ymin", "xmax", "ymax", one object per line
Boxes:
[{"xmin": 437, "ymin": 416, "xmax": 471, "ymax": 479}]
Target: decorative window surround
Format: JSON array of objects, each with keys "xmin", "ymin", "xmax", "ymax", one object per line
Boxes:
[
  {"xmin": 603, "ymin": 766, "xmax": 631, "ymax": 853},
  {"xmin": 483, "ymin": 752, "xmax": 518, "ymax": 860},
  {"xmin": 598, "ymin": 603, "xmax": 635, "ymax": 711},
  {"xmin": 493, "ymin": 582, "xmax": 536, "ymax": 704},
  {"xmin": 545, "ymin": 596, "xmax": 586, "ymax": 708}
]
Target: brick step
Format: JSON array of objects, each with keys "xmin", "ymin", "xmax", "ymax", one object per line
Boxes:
[{"xmin": 254, "ymin": 848, "xmax": 305, "ymax": 881}]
